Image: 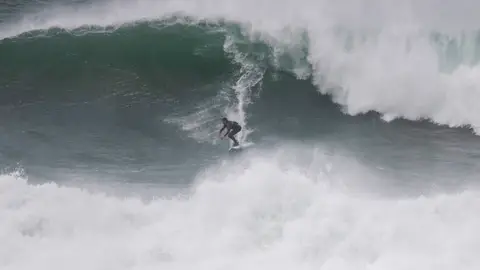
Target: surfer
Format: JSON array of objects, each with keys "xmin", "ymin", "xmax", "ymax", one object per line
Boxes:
[{"xmin": 219, "ymin": 117, "xmax": 242, "ymax": 147}]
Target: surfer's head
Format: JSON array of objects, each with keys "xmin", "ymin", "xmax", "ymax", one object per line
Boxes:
[{"xmin": 221, "ymin": 117, "xmax": 228, "ymax": 124}]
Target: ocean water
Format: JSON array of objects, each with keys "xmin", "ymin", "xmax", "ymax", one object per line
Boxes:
[{"xmin": 2, "ymin": 0, "xmax": 480, "ymax": 269}]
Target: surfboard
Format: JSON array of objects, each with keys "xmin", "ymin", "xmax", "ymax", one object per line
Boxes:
[{"xmin": 228, "ymin": 141, "xmax": 253, "ymax": 152}]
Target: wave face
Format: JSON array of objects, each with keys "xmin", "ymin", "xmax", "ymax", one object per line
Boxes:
[
  {"xmin": 2, "ymin": 1, "xmax": 480, "ymax": 269},
  {"xmin": 0, "ymin": 23, "xmax": 232, "ymax": 103}
]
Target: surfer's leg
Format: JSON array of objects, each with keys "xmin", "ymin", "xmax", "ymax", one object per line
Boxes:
[
  {"xmin": 228, "ymin": 133, "xmax": 239, "ymax": 146},
  {"xmin": 228, "ymin": 126, "xmax": 241, "ymax": 146}
]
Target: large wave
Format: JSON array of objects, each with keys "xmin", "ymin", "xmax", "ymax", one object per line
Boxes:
[
  {"xmin": 3, "ymin": 2, "xmax": 480, "ymax": 268},
  {"xmin": 7, "ymin": 0, "xmax": 480, "ymax": 133}
]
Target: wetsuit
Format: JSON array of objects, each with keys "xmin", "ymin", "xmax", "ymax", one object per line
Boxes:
[{"xmin": 220, "ymin": 120, "xmax": 242, "ymax": 146}]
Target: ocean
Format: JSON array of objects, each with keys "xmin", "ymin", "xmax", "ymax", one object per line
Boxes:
[{"xmin": 2, "ymin": 0, "xmax": 480, "ymax": 269}]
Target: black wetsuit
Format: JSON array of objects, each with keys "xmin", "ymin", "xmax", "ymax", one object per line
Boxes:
[{"xmin": 220, "ymin": 120, "xmax": 242, "ymax": 146}]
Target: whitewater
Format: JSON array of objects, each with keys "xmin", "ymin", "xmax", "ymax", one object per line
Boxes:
[
  {"xmin": 3, "ymin": 150, "xmax": 480, "ymax": 270},
  {"xmin": 2, "ymin": 0, "xmax": 480, "ymax": 269}
]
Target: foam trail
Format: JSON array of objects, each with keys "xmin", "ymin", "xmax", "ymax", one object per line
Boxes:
[
  {"xmin": 164, "ymin": 94, "xmax": 228, "ymax": 144},
  {"xmin": 2, "ymin": 147, "xmax": 480, "ymax": 270},
  {"xmin": 222, "ymin": 35, "xmax": 265, "ymax": 146}
]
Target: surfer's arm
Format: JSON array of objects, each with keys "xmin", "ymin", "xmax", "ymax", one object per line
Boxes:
[{"xmin": 219, "ymin": 125, "xmax": 226, "ymax": 136}]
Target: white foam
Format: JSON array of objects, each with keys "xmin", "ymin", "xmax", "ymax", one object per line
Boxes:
[{"xmin": 1, "ymin": 147, "xmax": 480, "ymax": 269}]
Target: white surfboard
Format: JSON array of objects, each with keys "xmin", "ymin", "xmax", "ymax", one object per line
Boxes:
[{"xmin": 229, "ymin": 141, "xmax": 254, "ymax": 152}]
